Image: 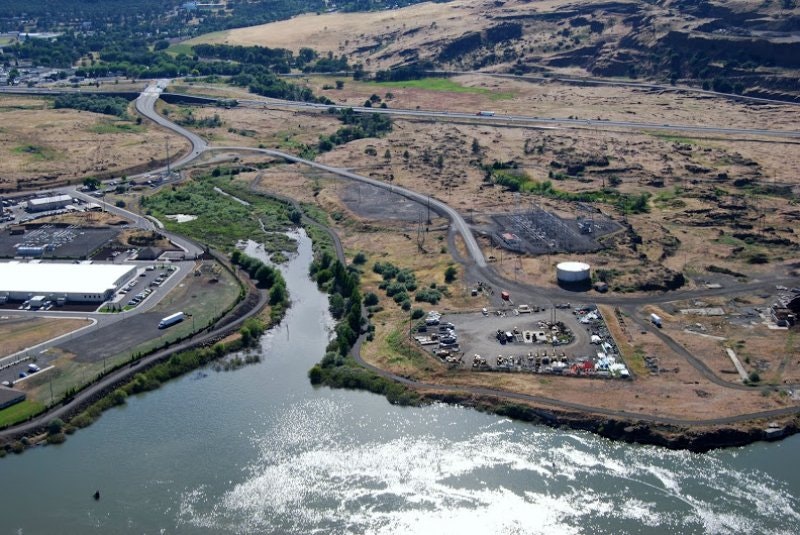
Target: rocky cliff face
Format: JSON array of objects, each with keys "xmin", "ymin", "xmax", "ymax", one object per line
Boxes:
[{"xmin": 364, "ymin": 0, "xmax": 800, "ymax": 101}]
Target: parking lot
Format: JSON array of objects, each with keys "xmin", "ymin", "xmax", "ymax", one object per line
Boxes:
[
  {"xmin": 110, "ymin": 263, "xmax": 178, "ymax": 310},
  {"xmin": 59, "ymin": 312, "xmax": 171, "ymax": 362},
  {"xmin": 0, "ymin": 223, "xmax": 118, "ymax": 259},
  {"xmin": 413, "ymin": 304, "xmax": 631, "ymax": 379}
]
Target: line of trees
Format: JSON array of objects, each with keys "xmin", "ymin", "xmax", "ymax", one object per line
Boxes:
[
  {"xmin": 53, "ymin": 93, "xmax": 131, "ymax": 117},
  {"xmin": 230, "ymin": 250, "xmax": 288, "ymax": 310},
  {"xmin": 306, "ymin": 251, "xmax": 420, "ymax": 405}
]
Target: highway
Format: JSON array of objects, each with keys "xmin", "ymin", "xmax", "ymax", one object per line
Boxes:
[{"xmin": 235, "ymin": 98, "xmax": 800, "ymax": 139}]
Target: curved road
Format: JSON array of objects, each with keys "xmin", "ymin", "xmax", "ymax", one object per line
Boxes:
[{"xmin": 134, "ymin": 81, "xmax": 800, "ymax": 427}]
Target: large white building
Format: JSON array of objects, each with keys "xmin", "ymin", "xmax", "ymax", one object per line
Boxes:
[
  {"xmin": 0, "ymin": 262, "xmax": 136, "ymax": 303},
  {"xmin": 27, "ymin": 194, "xmax": 72, "ymax": 212}
]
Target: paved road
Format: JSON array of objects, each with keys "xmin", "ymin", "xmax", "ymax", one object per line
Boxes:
[
  {"xmin": 237, "ymin": 99, "xmax": 800, "ymax": 139},
  {"xmin": 62, "ymin": 185, "xmax": 204, "ymax": 258},
  {"xmin": 437, "ymin": 70, "xmax": 800, "ymax": 108},
  {"xmin": 135, "ymin": 79, "xmax": 208, "ymax": 168},
  {"xmin": 211, "ymin": 145, "xmax": 488, "ymax": 267}
]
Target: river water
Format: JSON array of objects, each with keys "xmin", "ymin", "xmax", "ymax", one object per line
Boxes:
[{"xmin": 2, "ymin": 231, "xmax": 798, "ymax": 534}]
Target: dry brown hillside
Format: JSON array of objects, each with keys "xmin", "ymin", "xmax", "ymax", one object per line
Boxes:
[{"xmin": 194, "ymin": 0, "xmax": 800, "ymax": 101}]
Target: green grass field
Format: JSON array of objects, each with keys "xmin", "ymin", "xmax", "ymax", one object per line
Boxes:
[
  {"xmin": 369, "ymin": 78, "xmax": 515, "ymax": 100},
  {"xmin": 0, "ymin": 400, "xmax": 45, "ymax": 428},
  {"xmin": 88, "ymin": 120, "xmax": 145, "ymax": 135},
  {"xmin": 12, "ymin": 144, "xmax": 58, "ymax": 161}
]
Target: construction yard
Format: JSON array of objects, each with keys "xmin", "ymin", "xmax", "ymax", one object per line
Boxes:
[{"xmin": 413, "ymin": 305, "xmax": 633, "ymax": 379}]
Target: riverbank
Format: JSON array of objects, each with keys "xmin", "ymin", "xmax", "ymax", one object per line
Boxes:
[
  {"xmin": 0, "ymin": 250, "xmax": 276, "ymax": 453},
  {"xmin": 302, "ymin": 218, "xmax": 800, "ymax": 452},
  {"xmin": 420, "ymin": 391, "xmax": 800, "ymax": 453}
]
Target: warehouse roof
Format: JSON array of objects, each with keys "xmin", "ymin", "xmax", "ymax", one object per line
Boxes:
[
  {"xmin": 0, "ymin": 262, "xmax": 136, "ymax": 295},
  {"xmin": 28, "ymin": 194, "xmax": 72, "ymax": 207}
]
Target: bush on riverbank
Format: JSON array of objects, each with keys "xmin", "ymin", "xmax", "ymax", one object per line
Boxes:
[{"xmin": 307, "ymin": 253, "xmax": 421, "ymax": 406}]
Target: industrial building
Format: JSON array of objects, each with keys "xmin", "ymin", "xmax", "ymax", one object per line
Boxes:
[
  {"xmin": 0, "ymin": 262, "xmax": 136, "ymax": 303},
  {"xmin": 26, "ymin": 194, "xmax": 72, "ymax": 212}
]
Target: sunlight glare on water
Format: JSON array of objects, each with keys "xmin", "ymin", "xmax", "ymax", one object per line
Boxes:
[{"xmin": 178, "ymin": 398, "xmax": 800, "ymax": 535}]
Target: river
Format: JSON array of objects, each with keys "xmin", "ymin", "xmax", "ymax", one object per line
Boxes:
[{"xmin": 1, "ymin": 230, "xmax": 798, "ymax": 534}]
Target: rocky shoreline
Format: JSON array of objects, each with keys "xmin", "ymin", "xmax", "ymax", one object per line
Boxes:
[{"xmin": 426, "ymin": 392, "xmax": 800, "ymax": 453}]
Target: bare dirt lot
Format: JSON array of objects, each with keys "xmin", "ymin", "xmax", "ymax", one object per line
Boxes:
[{"xmin": 0, "ymin": 95, "xmax": 190, "ymax": 193}]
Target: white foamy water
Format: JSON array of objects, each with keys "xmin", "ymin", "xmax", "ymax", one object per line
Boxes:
[
  {"xmin": 178, "ymin": 399, "xmax": 800, "ymax": 535},
  {"xmin": 165, "ymin": 213, "xmax": 198, "ymax": 223}
]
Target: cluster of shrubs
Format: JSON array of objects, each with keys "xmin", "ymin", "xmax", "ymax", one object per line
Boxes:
[
  {"xmin": 373, "ymin": 261, "xmax": 443, "ymax": 306},
  {"xmin": 318, "ymin": 108, "xmax": 393, "ymax": 153},
  {"xmin": 54, "ymin": 93, "xmax": 131, "ymax": 118}
]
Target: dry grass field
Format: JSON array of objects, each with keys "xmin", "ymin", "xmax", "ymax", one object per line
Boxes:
[
  {"xmin": 183, "ymin": 71, "xmax": 800, "ymax": 294},
  {"xmin": 192, "ymin": 0, "xmax": 800, "ymax": 98},
  {"xmin": 0, "ymin": 95, "xmax": 190, "ymax": 193},
  {"xmin": 0, "ymin": 316, "xmax": 91, "ymax": 358}
]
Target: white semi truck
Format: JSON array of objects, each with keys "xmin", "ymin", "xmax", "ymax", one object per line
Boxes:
[
  {"xmin": 159, "ymin": 311, "xmax": 185, "ymax": 329},
  {"xmin": 650, "ymin": 313, "xmax": 662, "ymax": 328}
]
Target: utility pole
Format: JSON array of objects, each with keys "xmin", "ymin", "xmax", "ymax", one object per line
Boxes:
[
  {"xmin": 427, "ymin": 195, "xmax": 431, "ymax": 224},
  {"xmin": 165, "ymin": 138, "xmax": 171, "ymax": 178}
]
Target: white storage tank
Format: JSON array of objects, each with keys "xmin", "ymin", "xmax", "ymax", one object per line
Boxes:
[{"xmin": 556, "ymin": 261, "xmax": 591, "ymax": 284}]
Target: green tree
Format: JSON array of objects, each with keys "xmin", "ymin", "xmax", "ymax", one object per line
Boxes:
[
  {"xmin": 269, "ymin": 282, "xmax": 286, "ymax": 305},
  {"xmin": 83, "ymin": 177, "xmax": 100, "ymax": 190},
  {"xmin": 444, "ymin": 265, "xmax": 458, "ymax": 283},
  {"xmin": 329, "ymin": 293, "xmax": 345, "ymax": 319},
  {"xmin": 47, "ymin": 418, "xmax": 65, "ymax": 435},
  {"xmin": 255, "ymin": 265, "xmax": 275, "ymax": 288}
]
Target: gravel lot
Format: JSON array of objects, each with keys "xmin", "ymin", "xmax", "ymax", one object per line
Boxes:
[{"xmin": 415, "ymin": 306, "xmax": 596, "ymax": 369}]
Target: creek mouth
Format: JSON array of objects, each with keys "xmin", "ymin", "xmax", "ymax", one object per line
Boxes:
[{"xmin": 0, "ymin": 230, "xmax": 798, "ymax": 534}]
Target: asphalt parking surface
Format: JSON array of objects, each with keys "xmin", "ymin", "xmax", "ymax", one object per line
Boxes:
[{"xmin": 58, "ymin": 312, "xmax": 167, "ymax": 362}]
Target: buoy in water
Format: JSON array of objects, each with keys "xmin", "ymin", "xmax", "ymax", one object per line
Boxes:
[{"xmin": 93, "ymin": 490, "xmax": 100, "ymax": 501}]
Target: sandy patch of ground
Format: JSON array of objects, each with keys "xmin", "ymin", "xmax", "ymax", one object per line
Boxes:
[{"xmin": 0, "ymin": 317, "xmax": 91, "ymax": 358}]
